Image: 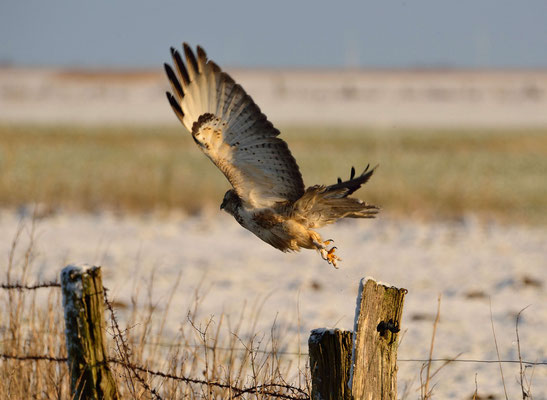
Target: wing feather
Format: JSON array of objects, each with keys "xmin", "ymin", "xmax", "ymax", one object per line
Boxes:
[
  {"xmin": 170, "ymin": 47, "xmax": 190, "ymax": 85},
  {"xmin": 165, "ymin": 44, "xmax": 304, "ymax": 208},
  {"xmin": 183, "ymin": 43, "xmax": 199, "ymax": 79},
  {"xmin": 165, "ymin": 92, "xmax": 184, "ymax": 123},
  {"xmin": 164, "ymin": 63, "xmax": 184, "ymax": 100}
]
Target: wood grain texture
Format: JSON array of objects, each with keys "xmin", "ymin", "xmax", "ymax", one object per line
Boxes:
[
  {"xmin": 350, "ymin": 278, "xmax": 407, "ymax": 400},
  {"xmin": 61, "ymin": 264, "xmax": 119, "ymax": 400},
  {"xmin": 309, "ymin": 328, "xmax": 353, "ymax": 400}
]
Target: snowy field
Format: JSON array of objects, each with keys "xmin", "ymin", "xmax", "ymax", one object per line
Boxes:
[
  {"xmin": 1, "ymin": 208, "xmax": 545, "ymax": 398},
  {"xmin": 1, "ymin": 67, "xmax": 547, "ymax": 128}
]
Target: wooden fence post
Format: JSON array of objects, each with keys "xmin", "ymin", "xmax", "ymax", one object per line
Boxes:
[
  {"xmin": 350, "ymin": 278, "xmax": 407, "ymax": 399},
  {"xmin": 61, "ymin": 264, "xmax": 119, "ymax": 400},
  {"xmin": 309, "ymin": 277, "xmax": 407, "ymax": 400},
  {"xmin": 309, "ymin": 328, "xmax": 353, "ymax": 400}
]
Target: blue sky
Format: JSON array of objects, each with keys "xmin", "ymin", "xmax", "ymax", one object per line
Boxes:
[{"xmin": 1, "ymin": 0, "xmax": 546, "ymax": 68}]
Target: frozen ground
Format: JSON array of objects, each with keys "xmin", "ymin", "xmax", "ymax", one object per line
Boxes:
[
  {"xmin": 1, "ymin": 208, "xmax": 546, "ymax": 398},
  {"xmin": 1, "ymin": 68, "xmax": 547, "ymax": 128}
]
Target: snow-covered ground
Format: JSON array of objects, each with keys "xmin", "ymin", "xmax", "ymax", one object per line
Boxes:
[
  {"xmin": 1, "ymin": 209, "xmax": 545, "ymax": 398},
  {"xmin": 2, "ymin": 68, "xmax": 547, "ymax": 128}
]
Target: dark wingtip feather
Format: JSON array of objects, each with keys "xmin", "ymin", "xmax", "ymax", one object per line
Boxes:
[
  {"xmin": 183, "ymin": 43, "xmax": 199, "ymax": 75},
  {"xmin": 171, "ymin": 47, "xmax": 190, "ymax": 85},
  {"xmin": 196, "ymin": 45, "xmax": 207, "ymax": 62},
  {"xmin": 164, "ymin": 63, "xmax": 184, "ymax": 99},
  {"xmin": 350, "ymin": 166, "xmax": 356, "ymax": 179},
  {"xmin": 165, "ymin": 91, "xmax": 184, "ymax": 122}
]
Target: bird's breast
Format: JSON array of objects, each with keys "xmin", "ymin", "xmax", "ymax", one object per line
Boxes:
[{"xmin": 232, "ymin": 207, "xmax": 292, "ymax": 251}]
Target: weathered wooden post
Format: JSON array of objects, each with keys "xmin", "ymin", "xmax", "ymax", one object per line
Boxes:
[
  {"xmin": 61, "ymin": 264, "xmax": 119, "ymax": 400},
  {"xmin": 309, "ymin": 329, "xmax": 353, "ymax": 400},
  {"xmin": 309, "ymin": 277, "xmax": 407, "ymax": 400},
  {"xmin": 350, "ymin": 278, "xmax": 407, "ymax": 399}
]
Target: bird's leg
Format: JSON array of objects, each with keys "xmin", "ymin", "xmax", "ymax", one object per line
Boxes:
[
  {"xmin": 313, "ymin": 239, "xmax": 326, "ymax": 249},
  {"xmin": 319, "ymin": 249, "xmax": 327, "ymax": 261},
  {"xmin": 325, "ymin": 247, "xmax": 341, "ymax": 268},
  {"xmin": 311, "ymin": 232, "xmax": 341, "ymax": 267}
]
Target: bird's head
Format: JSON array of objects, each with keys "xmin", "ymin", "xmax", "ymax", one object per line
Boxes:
[{"xmin": 220, "ymin": 189, "xmax": 241, "ymax": 215}]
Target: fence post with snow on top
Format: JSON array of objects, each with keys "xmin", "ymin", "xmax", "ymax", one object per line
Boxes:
[
  {"xmin": 61, "ymin": 264, "xmax": 119, "ymax": 400},
  {"xmin": 308, "ymin": 278, "xmax": 407, "ymax": 400},
  {"xmin": 309, "ymin": 328, "xmax": 353, "ymax": 399}
]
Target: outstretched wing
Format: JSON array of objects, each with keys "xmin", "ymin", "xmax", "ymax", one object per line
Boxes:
[{"xmin": 165, "ymin": 44, "xmax": 304, "ymax": 209}]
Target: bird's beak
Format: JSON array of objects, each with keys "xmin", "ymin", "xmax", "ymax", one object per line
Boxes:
[{"xmin": 220, "ymin": 200, "xmax": 226, "ymax": 210}]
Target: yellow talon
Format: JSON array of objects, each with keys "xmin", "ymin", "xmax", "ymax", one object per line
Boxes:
[{"xmin": 326, "ymin": 247, "xmax": 341, "ymax": 268}]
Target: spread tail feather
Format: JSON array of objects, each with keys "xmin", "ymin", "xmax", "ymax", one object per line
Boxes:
[
  {"xmin": 292, "ymin": 185, "xmax": 379, "ymax": 228},
  {"xmin": 313, "ymin": 195, "xmax": 380, "ymax": 221}
]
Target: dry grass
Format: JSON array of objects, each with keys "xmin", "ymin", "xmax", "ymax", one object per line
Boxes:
[
  {"xmin": 0, "ymin": 220, "xmax": 309, "ymax": 399},
  {"xmin": 0, "ymin": 219, "xmax": 69, "ymax": 398},
  {"xmin": 0, "ymin": 123, "xmax": 546, "ymax": 224}
]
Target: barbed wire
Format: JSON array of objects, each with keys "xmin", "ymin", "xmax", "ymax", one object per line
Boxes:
[
  {"xmin": 0, "ymin": 353, "xmax": 67, "ymax": 363},
  {"xmin": 108, "ymin": 358, "xmax": 309, "ymax": 399},
  {"xmin": 1, "ymin": 333, "xmax": 544, "ymax": 367},
  {"xmin": 399, "ymin": 358, "xmax": 546, "ymax": 366},
  {"xmin": 1, "ymin": 280, "xmax": 61, "ymax": 290},
  {"xmin": 0, "ymin": 352, "xmax": 309, "ymax": 399},
  {"xmin": 133, "ymin": 340, "xmax": 547, "ymax": 366}
]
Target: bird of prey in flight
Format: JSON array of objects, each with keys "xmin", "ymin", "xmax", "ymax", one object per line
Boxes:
[{"xmin": 164, "ymin": 44, "xmax": 379, "ymax": 267}]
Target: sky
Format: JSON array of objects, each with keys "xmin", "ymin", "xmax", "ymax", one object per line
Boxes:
[{"xmin": 1, "ymin": 0, "xmax": 547, "ymax": 69}]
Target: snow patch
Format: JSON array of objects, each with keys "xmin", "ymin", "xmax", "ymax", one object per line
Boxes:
[
  {"xmin": 60, "ymin": 263, "xmax": 100, "ymax": 350},
  {"xmin": 308, "ymin": 327, "xmax": 338, "ymax": 344}
]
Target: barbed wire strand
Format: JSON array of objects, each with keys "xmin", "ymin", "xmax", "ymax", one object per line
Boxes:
[
  {"xmin": 0, "ymin": 353, "xmax": 308, "ymax": 399},
  {"xmin": 110, "ymin": 358, "xmax": 308, "ymax": 399},
  {"xmin": 0, "ymin": 353, "xmax": 67, "ymax": 363},
  {"xmin": 133, "ymin": 340, "xmax": 547, "ymax": 365},
  {"xmin": 1, "ymin": 341, "xmax": 543, "ymax": 367},
  {"xmin": 1, "ymin": 281, "xmax": 61, "ymax": 290}
]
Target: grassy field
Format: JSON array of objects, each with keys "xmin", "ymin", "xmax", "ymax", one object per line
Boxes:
[{"xmin": 0, "ymin": 124, "xmax": 546, "ymax": 224}]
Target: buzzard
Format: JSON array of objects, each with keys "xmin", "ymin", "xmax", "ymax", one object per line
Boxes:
[{"xmin": 164, "ymin": 44, "xmax": 379, "ymax": 267}]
